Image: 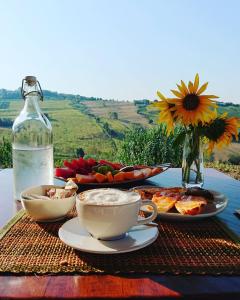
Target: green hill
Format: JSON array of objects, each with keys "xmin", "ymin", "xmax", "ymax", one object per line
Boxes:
[
  {"xmin": 0, "ymin": 97, "xmax": 150, "ymax": 164},
  {"xmin": 0, "ymin": 89, "xmax": 240, "ymax": 165}
]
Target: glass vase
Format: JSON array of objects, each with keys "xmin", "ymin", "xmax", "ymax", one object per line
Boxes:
[{"xmin": 182, "ymin": 131, "xmax": 204, "ymax": 188}]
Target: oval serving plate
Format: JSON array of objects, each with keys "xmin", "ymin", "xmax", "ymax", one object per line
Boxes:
[
  {"xmin": 130, "ymin": 185, "xmax": 228, "ymax": 221},
  {"xmin": 55, "ymin": 164, "xmax": 171, "ymax": 187}
]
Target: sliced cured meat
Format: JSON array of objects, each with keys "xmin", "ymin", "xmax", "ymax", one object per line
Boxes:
[{"xmin": 134, "ymin": 187, "xmax": 185, "ymax": 200}]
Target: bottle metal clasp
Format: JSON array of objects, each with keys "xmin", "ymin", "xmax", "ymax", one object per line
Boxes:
[{"xmin": 21, "ymin": 77, "xmax": 44, "ymax": 101}]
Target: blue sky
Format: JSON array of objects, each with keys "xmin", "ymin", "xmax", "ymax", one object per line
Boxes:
[{"xmin": 0, "ymin": 0, "xmax": 240, "ymax": 102}]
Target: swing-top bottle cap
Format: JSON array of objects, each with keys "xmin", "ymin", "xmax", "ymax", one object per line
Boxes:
[
  {"xmin": 25, "ymin": 76, "xmax": 37, "ymax": 86},
  {"xmin": 21, "ymin": 76, "xmax": 43, "ymax": 101}
]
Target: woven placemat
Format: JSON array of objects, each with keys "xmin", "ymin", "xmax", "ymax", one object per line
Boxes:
[{"xmin": 1, "ymin": 209, "xmax": 240, "ymax": 275}]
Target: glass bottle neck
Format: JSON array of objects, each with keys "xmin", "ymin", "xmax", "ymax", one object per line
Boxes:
[{"xmin": 22, "ymin": 94, "xmax": 42, "ymax": 114}]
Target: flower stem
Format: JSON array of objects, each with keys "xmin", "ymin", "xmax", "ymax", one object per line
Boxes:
[{"xmin": 182, "ymin": 129, "xmax": 203, "ymax": 187}]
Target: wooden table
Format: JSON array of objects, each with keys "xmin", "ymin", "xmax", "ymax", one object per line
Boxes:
[{"xmin": 1, "ymin": 168, "xmax": 240, "ymax": 299}]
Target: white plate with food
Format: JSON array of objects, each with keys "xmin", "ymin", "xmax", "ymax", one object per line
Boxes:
[
  {"xmin": 55, "ymin": 157, "xmax": 171, "ymax": 186},
  {"xmin": 131, "ymin": 186, "xmax": 228, "ymax": 221}
]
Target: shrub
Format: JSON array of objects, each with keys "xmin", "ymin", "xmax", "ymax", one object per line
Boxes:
[
  {"xmin": 0, "ymin": 118, "xmax": 13, "ymax": 128},
  {"xmin": 228, "ymin": 154, "xmax": 240, "ymax": 165},
  {"xmin": 0, "ymin": 137, "xmax": 12, "ymax": 168},
  {"xmin": 117, "ymin": 125, "xmax": 183, "ymax": 167}
]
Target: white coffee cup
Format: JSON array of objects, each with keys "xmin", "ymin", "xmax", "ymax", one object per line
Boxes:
[{"xmin": 76, "ymin": 188, "xmax": 158, "ymax": 240}]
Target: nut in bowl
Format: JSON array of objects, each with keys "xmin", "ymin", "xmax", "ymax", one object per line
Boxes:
[
  {"xmin": 76, "ymin": 188, "xmax": 158, "ymax": 240},
  {"xmin": 21, "ymin": 180, "xmax": 77, "ymax": 222}
]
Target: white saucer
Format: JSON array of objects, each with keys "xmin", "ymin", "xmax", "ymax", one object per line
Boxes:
[{"xmin": 58, "ymin": 217, "xmax": 159, "ymax": 254}]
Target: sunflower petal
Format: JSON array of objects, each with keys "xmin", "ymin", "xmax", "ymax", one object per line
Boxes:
[
  {"xmin": 157, "ymin": 91, "xmax": 166, "ymax": 101},
  {"xmin": 171, "ymin": 89, "xmax": 183, "ymax": 98},
  {"xmin": 202, "ymin": 94, "xmax": 219, "ymax": 99},
  {"xmin": 212, "ymin": 109, "xmax": 218, "ymax": 119},
  {"xmin": 197, "ymin": 82, "xmax": 208, "ymax": 95},
  {"xmin": 181, "ymin": 80, "xmax": 189, "ymax": 95},
  {"xmin": 149, "ymin": 102, "xmax": 160, "ymax": 109},
  {"xmin": 188, "ymin": 81, "xmax": 194, "ymax": 93},
  {"xmin": 193, "ymin": 74, "xmax": 199, "ymax": 92},
  {"xmin": 177, "ymin": 84, "xmax": 185, "ymax": 95},
  {"xmin": 167, "ymin": 98, "xmax": 179, "ymax": 103},
  {"xmin": 221, "ymin": 112, "xmax": 228, "ymax": 118}
]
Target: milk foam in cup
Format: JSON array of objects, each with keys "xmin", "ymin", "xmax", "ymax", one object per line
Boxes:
[
  {"xmin": 80, "ymin": 188, "xmax": 140, "ymax": 205},
  {"xmin": 76, "ymin": 188, "xmax": 158, "ymax": 240}
]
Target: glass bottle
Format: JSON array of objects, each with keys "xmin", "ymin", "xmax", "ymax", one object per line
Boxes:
[{"xmin": 12, "ymin": 76, "xmax": 53, "ymax": 200}]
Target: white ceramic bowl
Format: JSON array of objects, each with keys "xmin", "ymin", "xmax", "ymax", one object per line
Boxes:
[{"xmin": 21, "ymin": 185, "xmax": 76, "ymax": 222}]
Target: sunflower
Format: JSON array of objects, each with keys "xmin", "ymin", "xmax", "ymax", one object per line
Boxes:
[
  {"xmin": 203, "ymin": 113, "xmax": 240, "ymax": 153},
  {"xmin": 151, "ymin": 91, "xmax": 176, "ymax": 135},
  {"xmin": 168, "ymin": 74, "xmax": 218, "ymax": 126}
]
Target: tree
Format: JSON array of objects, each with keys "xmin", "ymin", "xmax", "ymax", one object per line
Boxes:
[
  {"xmin": 109, "ymin": 112, "xmax": 118, "ymax": 120},
  {"xmin": 76, "ymin": 148, "xmax": 85, "ymax": 158}
]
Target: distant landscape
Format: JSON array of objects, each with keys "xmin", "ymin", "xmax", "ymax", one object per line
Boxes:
[
  {"xmin": 0, "ymin": 88, "xmax": 240, "ymax": 174},
  {"xmin": 0, "ymin": 89, "xmax": 152, "ymax": 163}
]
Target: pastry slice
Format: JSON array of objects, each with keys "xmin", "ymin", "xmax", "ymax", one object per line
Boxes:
[
  {"xmin": 175, "ymin": 195, "xmax": 207, "ymax": 215},
  {"xmin": 148, "ymin": 193, "xmax": 180, "ymax": 213}
]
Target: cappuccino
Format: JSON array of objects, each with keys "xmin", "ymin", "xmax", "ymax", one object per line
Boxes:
[
  {"xmin": 79, "ymin": 188, "xmax": 139, "ymax": 206},
  {"xmin": 76, "ymin": 188, "xmax": 158, "ymax": 240}
]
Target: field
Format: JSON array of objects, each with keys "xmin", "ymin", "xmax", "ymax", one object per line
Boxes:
[
  {"xmin": 213, "ymin": 143, "xmax": 240, "ymax": 161},
  {"xmin": 1, "ymin": 98, "xmax": 240, "ymax": 169},
  {"xmin": 84, "ymin": 100, "xmax": 150, "ymax": 126},
  {"xmin": 0, "ymin": 99, "xmax": 149, "ymax": 163}
]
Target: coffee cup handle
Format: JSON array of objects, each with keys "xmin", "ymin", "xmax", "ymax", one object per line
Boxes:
[{"xmin": 136, "ymin": 200, "xmax": 158, "ymax": 225}]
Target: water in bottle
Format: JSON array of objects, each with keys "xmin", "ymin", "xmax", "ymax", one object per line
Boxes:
[{"xmin": 12, "ymin": 76, "xmax": 53, "ymax": 200}]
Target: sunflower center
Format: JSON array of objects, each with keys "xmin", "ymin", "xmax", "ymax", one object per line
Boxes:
[
  {"xmin": 205, "ymin": 118, "xmax": 226, "ymax": 141},
  {"xmin": 183, "ymin": 94, "xmax": 200, "ymax": 111}
]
